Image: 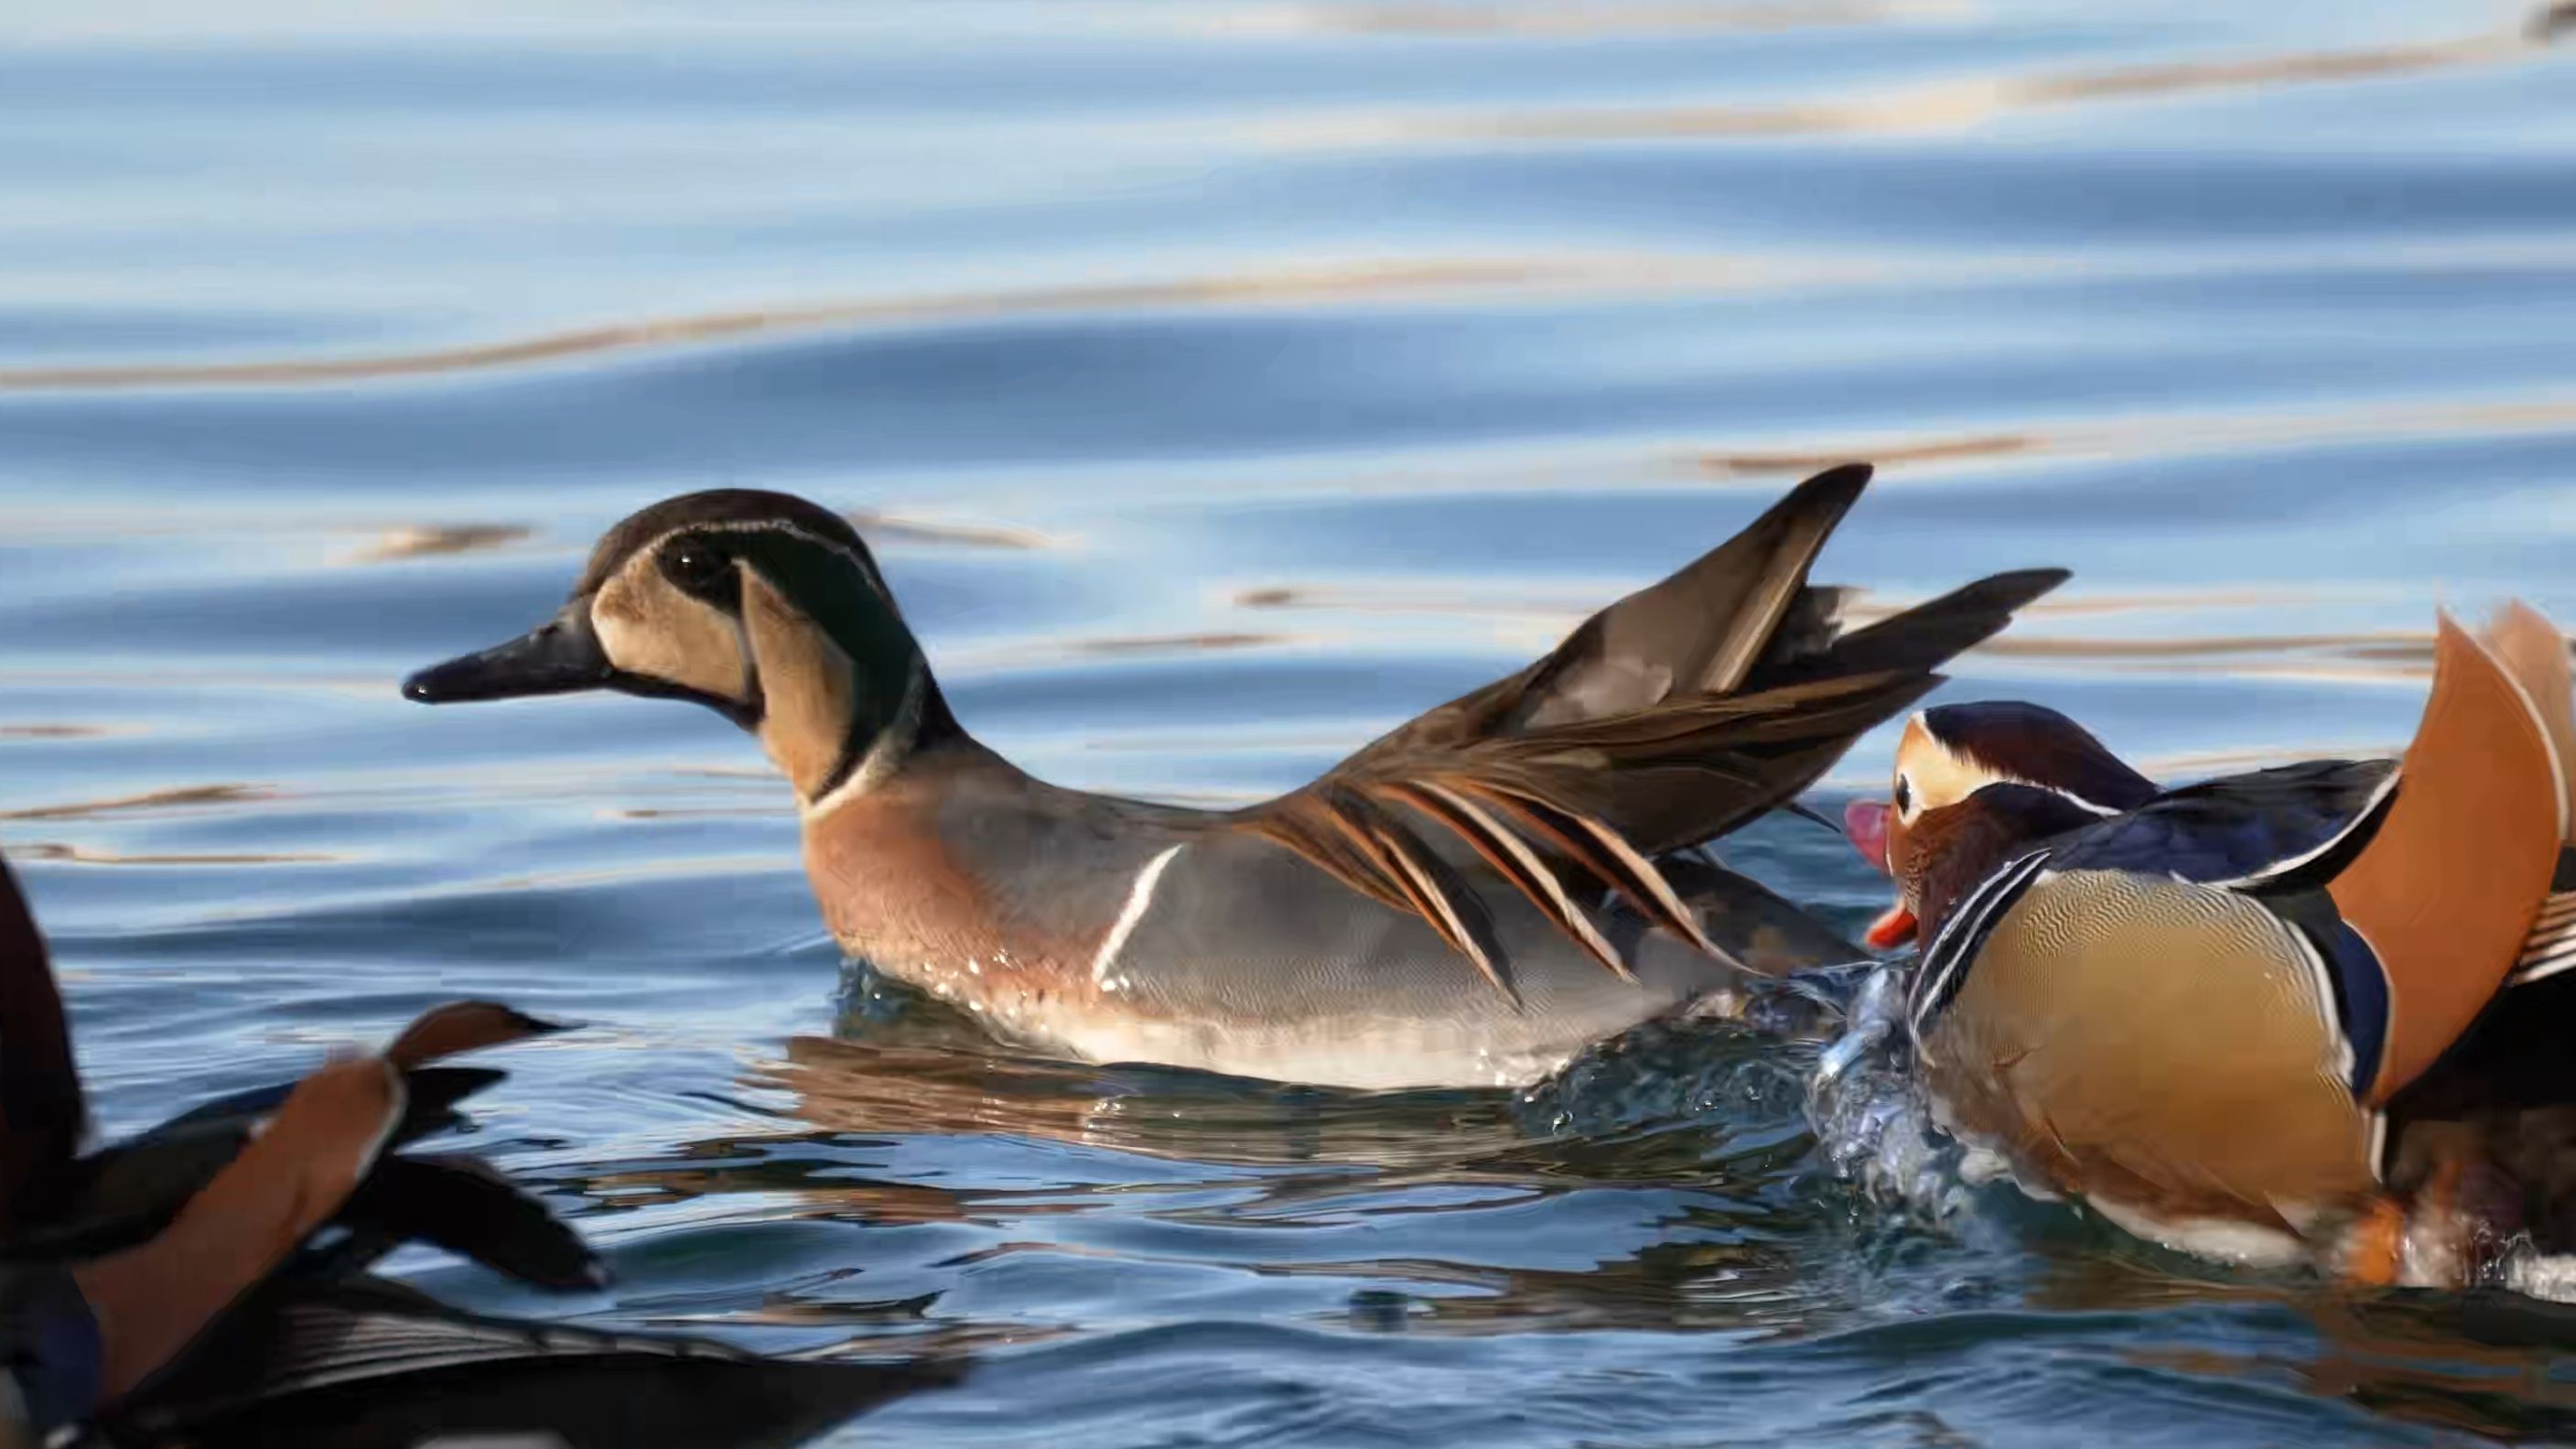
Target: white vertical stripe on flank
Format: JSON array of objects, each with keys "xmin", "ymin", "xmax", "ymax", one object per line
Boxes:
[{"xmin": 1092, "ymin": 845, "xmax": 1183, "ymax": 986}]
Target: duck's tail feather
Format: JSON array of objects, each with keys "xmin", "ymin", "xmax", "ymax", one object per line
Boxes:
[
  {"xmin": 1506, "ymin": 463, "xmax": 1872, "ymax": 731},
  {"xmin": 1747, "ymin": 567, "xmax": 2073, "ymax": 690},
  {"xmin": 2333, "ymin": 610, "xmax": 2567, "ymax": 1104},
  {"xmin": 1236, "ymin": 464, "xmax": 2067, "ymax": 993}
]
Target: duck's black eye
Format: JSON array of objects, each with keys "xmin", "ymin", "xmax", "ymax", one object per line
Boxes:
[
  {"xmin": 1894, "ymin": 775, "xmax": 1913, "ymax": 815},
  {"xmin": 661, "ymin": 537, "xmax": 735, "ymax": 600}
]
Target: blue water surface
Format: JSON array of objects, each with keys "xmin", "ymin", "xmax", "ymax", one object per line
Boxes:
[{"xmin": 6, "ymin": 2, "xmax": 2576, "ymax": 1443}]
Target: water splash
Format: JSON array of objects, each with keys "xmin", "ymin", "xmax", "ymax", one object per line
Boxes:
[{"xmin": 1804, "ymin": 962, "xmax": 1980, "ymax": 1227}]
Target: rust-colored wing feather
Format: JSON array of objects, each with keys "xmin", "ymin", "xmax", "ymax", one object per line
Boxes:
[
  {"xmin": 1231, "ymin": 463, "xmax": 2068, "ymax": 993},
  {"xmin": 2336, "ymin": 612, "xmax": 2566, "ymax": 1102}
]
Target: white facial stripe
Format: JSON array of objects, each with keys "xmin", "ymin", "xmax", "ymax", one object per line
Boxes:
[{"xmin": 651, "ymin": 517, "xmax": 893, "ymax": 600}]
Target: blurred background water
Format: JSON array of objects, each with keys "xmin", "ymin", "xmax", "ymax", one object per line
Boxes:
[{"xmin": 6, "ymin": 1, "xmax": 2576, "ymax": 1443}]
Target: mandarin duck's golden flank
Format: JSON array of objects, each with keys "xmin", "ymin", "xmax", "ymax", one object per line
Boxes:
[
  {"xmin": 404, "ymin": 464, "xmax": 2065, "ymax": 1088},
  {"xmin": 1841, "ymin": 603, "xmax": 2576, "ymax": 1284}
]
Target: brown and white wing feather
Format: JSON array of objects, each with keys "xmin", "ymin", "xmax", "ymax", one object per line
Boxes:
[{"xmin": 1229, "ymin": 465, "xmax": 2067, "ymax": 993}]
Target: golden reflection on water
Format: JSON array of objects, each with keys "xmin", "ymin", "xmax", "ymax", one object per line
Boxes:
[
  {"xmin": 1236, "ymin": 577, "xmax": 2564, "ymax": 688},
  {"xmin": 772, "ymin": 1033, "xmax": 1534, "ymax": 1169},
  {"xmin": 11, "ymin": 238, "xmax": 2574, "ymax": 411},
  {"xmin": 1225, "ymin": 0, "xmax": 1959, "ymax": 39},
  {"xmin": 556, "ymin": 1030, "xmax": 1842, "ymax": 1341},
  {"xmin": 1698, "ymin": 389, "xmax": 2576, "ymax": 491},
  {"xmin": 5, "ymin": 841, "xmax": 335, "ymax": 867},
  {"xmin": 845, "ymin": 512, "xmax": 1055, "ymax": 552},
  {"xmin": 0, "ymin": 262, "xmax": 1562, "ymax": 393},
  {"xmin": 345, "ymin": 523, "xmax": 533, "ymax": 564},
  {"xmin": 1287, "ymin": 26, "xmax": 2535, "ymax": 146},
  {"xmin": 0, "ymin": 782, "xmax": 273, "ymax": 821},
  {"xmin": 2114, "ymin": 1291, "xmax": 2576, "ymax": 1442}
]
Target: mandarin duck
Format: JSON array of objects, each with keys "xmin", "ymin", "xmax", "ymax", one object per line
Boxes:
[{"xmin": 1841, "ymin": 603, "xmax": 2576, "ymax": 1284}]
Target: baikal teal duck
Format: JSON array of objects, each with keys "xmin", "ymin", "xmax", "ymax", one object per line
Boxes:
[{"xmin": 408, "ymin": 464, "xmax": 2063, "ymax": 1088}]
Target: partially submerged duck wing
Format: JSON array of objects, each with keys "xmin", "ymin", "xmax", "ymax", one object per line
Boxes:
[{"xmin": 101, "ymin": 1275, "xmax": 956, "ymax": 1449}]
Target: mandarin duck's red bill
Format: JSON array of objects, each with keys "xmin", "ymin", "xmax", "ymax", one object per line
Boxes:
[
  {"xmin": 1840, "ymin": 797, "xmax": 1918, "ymax": 947},
  {"xmin": 1862, "ymin": 906, "xmax": 1919, "ymax": 950},
  {"xmin": 1858, "ymin": 601, "xmax": 2576, "ymax": 1287}
]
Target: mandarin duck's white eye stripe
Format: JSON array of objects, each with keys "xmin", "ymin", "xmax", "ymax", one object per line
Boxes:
[{"xmin": 1915, "ymin": 700, "xmax": 2158, "ymax": 816}]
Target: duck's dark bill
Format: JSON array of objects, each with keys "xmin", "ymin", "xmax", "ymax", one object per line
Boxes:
[{"xmin": 404, "ymin": 611, "xmax": 612, "ymax": 704}]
